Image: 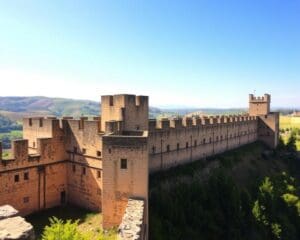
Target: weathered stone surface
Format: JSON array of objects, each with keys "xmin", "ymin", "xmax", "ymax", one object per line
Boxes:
[
  {"xmin": 0, "ymin": 216, "xmax": 35, "ymax": 240},
  {"xmin": 118, "ymin": 199, "xmax": 145, "ymax": 240},
  {"xmin": 0, "ymin": 205, "xmax": 18, "ymax": 220}
]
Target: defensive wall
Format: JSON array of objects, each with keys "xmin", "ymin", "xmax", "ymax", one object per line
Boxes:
[{"xmin": 0, "ymin": 93, "xmax": 279, "ymax": 240}]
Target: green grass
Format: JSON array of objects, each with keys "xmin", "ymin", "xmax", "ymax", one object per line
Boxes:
[
  {"xmin": 26, "ymin": 205, "xmax": 116, "ymax": 240},
  {"xmin": 280, "ymin": 116, "xmax": 300, "ymax": 130},
  {"xmin": 280, "ymin": 116, "xmax": 300, "ymax": 151}
]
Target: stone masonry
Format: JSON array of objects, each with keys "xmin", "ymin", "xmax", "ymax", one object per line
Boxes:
[{"xmin": 0, "ymin": 93, "xmax": 279, "ymax": 240}]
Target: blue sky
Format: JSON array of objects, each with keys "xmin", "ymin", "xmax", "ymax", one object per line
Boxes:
[{"xmin": 0, "ymin": 1, "xmax": 299, "ymax": 108}]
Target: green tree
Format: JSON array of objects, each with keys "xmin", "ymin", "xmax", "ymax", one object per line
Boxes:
[
  {"xmin": 286, "ymin": 131, "xmax": 297, "ymax": 153},
  {"xmin": 42, "ymin": 217, "xmax": 87, "ymax": 240},
  {"xmin": 252, "ymin": 172, "xmax": 300, "ymax": 240}
]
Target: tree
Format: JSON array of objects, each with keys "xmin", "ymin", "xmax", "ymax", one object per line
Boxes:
[
  {"xmin": 42, "ymin": 217, "xmax": 87, "ymax": 240},
  {"xmin": 252, "ymin": 172, "xmax": 300, "ymax": 240},
  {"xmin": 286, "ymin": 131, "xmax": 297, "ymax": 153}
]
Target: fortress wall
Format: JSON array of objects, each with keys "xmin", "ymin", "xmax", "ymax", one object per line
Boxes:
[
  {"xmin": 66, "ymin": 162, "xmax": 102, "ymax": 212},
  {"xmin": 148, "ymin": 116, "xmax": 258, "ymax": 172},
  {"xmin": 0, "ymin": 162, "xmax": 67, "ymax": 216},
  {"xmin": 63, "ymin": 119, "xmax": 103, "ymax": 211},
  {"xmin": 258, "ymin": 112, "xmax": 280, "ymax": 148},
  {"xmin": 23, "ymin": 118, "xmax": 62, "ymax": 149},
  {"xmin": 63, "ymin": 119, "xmax": 103, "ymax": 160},
  {"xmin": 102, "ymin": 135, "xmax": 148, "ymax": 229}
]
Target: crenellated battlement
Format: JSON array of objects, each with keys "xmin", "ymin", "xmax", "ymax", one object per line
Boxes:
[
  {"xmin": 148, "ymin": 114, "xmax": 257, "ymax": 132},
  {"xmin": 249, "ymin": 93, "xmax": 270, "ymax": 102}
]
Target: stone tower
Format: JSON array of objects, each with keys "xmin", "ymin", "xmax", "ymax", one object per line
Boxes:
[
  {"xmin": 101, "ymin": 94, "xmax": 149, "ymax": 133},
  {"xmin": 101, "ymin": 94, "xmax": 149, "ymax": 232},
  {"xmin": 249, "ymin": 93, "xmax": 270, "ymax": 116},
  {"xmin": 248, "ymin": 93, "xmax": 279, "ymax": 148}
]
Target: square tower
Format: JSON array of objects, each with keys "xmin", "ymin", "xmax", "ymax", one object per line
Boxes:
[
  {"xmin": 249, "ymin": 94, "xmax": 271, "ymax": 116},
  {"xmin": 101, "ymin": 94, "xmax": 149, "ymax": 132}
]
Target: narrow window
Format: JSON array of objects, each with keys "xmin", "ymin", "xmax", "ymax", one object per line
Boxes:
[
  {"xmin": 97, "ymin": 151, "xmax": 101, "ymax": 157},
  {"xmin": 82, "ymin": 148, "xmax": 86, "ymax": 154},
  {"xmin": 152, "ymin": 146, "xmax": 156, "ymax": 154},
  {"xmin": 74, "ymin": 147, "xmax": 77, "ymax": 154},
  {"xmin": 72, "ymin": 164, "xmax": 76, "ymax": 172},
  {"xmin": 136, "ymin": 125, "xmax": 140, "ymax": 130},
  {"xmin": 186, "ymin": 142, "xmax": 189, "ymax": 148},
  {"xmin": 24, "ymin": 172, "xmax": 29, "ymax": 180},
  {"xmin": 97, "ymin": 171, "xmax": 101, "ymax": 178},
  {"xmin": 14, "ymin": 174, "xmax": 19, "ymax": 183},
  {"xmin": 29, "ymin": 118, "xmax": 32, "ymax": 126},
  {"xmin": 108, "ymin": 148, "xmax": 112, "ymax": 154},
  {"xmin": 203, "ymin": 138, "xmax": 206, "ymax": 144},
  {"xmin": 166, "ymin": 145, "xmax": 170, "ymax": 152},
  {"xmin": 177, "ymin": 143, "xmax": 180, "ymax": 151},
  {"xmin": 39, "ymin": 119, "xmax": 43, "ymax": 127},
  {"xmin": 209, "ymin": 137, "xmax": 212, "ymax": 143},
  {"xmin": 82, "ymin": 167, "xmax": 86, "ymax": 175},
  {"xmin": 23, "ymin": 197, "xmax": 29, "ymax": 203},
  {"xmin": 120, "ymin": 159, "xmax": 127, "ymax": 169},
  {"xmin": 194, "ymin": 140, "xmax": 197, "ymax": 147},
  {"xmin": 33, "ymin": 142, "xmax": 36, "ymax": 148}
]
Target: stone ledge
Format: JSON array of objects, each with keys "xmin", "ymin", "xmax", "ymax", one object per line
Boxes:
[{"xmin": 118, "ymin": 198, "xmax": 145, "ymax": 240}]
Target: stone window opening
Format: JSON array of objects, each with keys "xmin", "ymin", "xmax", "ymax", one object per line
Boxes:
[
  {"xmin": 39, "ymin": 119, "xmax": 43, "ymax": 127},
  {"xmin": 72, "ymin": 164, "xmax": 76, "ymax": 172},
  {"xmin": 97, "ymin": 151, "xmax": 101, "ymax": 157},
  {"xmin": 186, "ymin": 142, "xmax": 189, "ymax": 148},
  {"xmin": 203, "ymin": 138, "xmax": 206, "ymax": 144},
  {"xmin": 33, "ymin": 142, "xmax": 36, "ymax": 148},
  {"xmin": 194, "ymin": 140, "xmax": 197, "ymax": 147},
  {"xmin": 177, "ymin": 143, "xmax": 180, "ymax": 151},
  {"xmin": 121, "ymin": 158, "xmax": 127, "ymax": 169},
  {"xmin": 108, "ymin": 148, "xmax": 112, "ymax": 154},
  {"xmin": 23, "ymin": 197, "xmax": 29, "ymax": 203},
  {"xmin": 166, "ymin": 145, "xmax": 170, "ymax": 152},
  {"xmin": 82, "ymin": 167, "xmax": 86, "ymax": 175},
  {"xmin": 14, "ymin": 174, "xmax": 19, "ymax": 183},
  {"xmin": 136, "ymin": 125, "xmax": 140, "ymax": 130},
  {"xmin": 29, "ymin": 118, "xmax": 32, "ymax": 126},
  {"xmin": 74, "ymin": 147, "xmax": 77, "ymax": 154},
  {"xmin": 97, "ymin": 171, "xmax": 101, "ymax": 178},
  {"xmin": 24, "ymin": 172, "xmax": 29, "ymax": 180},
  {"xmin": 152, "ymin": 146, "xmax": 156, "ymax": 154},
  {"xmin": 82, "ymin": 148, "xmax": 86, "ymax": 154}
]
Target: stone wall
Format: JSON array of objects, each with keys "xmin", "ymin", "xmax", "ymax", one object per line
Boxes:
[
  {"xmin": 118, "ymin": 198, "xmax": 146, "ymax": 240},
  {"xmin": 148, "ymin": 115, "xmax": 258, "ymax": 172}
]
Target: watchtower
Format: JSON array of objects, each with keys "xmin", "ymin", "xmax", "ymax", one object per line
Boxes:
[
  {"xmin": 249, "ymin": 94, "xmax": 270, "ymax": 116},
  {"xmin": 101, "ymin": 94, "xmax": 149, "ymax": 133}
]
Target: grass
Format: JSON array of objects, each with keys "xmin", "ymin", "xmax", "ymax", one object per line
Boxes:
[
  {"xmin": 280, "ymin": 116, "xmax": 300, "ymax": 151},
  {"xmin": 25, "ymin": 205, "xmax": 116, "ymax": 240},
  {"xmin": 280, "ymin": 116, "xmax": 300, "ymax": 130}
]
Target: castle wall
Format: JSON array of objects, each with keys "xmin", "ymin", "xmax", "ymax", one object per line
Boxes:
[
  {"xmin": 102, "ymin": 134, "xmax": 148, "ymax": 229},
  {"xmin": 148, "ymin": 116, "xmax": 258, "ymax": 172},
  {"xmin": 23, "ymin": 118, "xmax": 63, "ymax": 150},
  {"xmin": 0, "ymin": 162, "xmax": 67, "ymax": 216},
  {"xmin": 257, "ymin": 112, "xmax": 280, "ymax": 148}
]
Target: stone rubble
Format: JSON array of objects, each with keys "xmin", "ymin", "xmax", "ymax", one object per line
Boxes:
[
  {"xmin": 0, "ymin": 205, "xmax": 35, "ymax": 240},
  {"xmin": 118, "ymin": 199, "xmax": 145, "ymax": 240}
]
